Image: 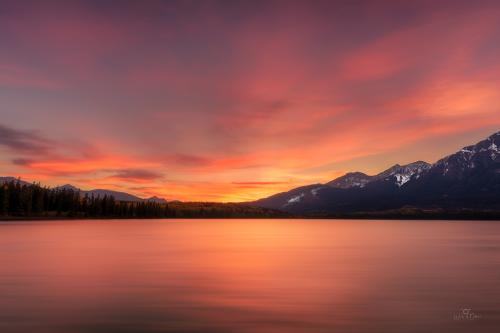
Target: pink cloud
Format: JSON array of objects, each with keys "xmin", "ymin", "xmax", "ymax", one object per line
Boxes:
[
  {"xmin": 1, "ymin": 1, "xmax": 500, "ymax": 201},
  {"xmin": 0, "ymin": 63, "xmax": 63, "ymax": 89}
]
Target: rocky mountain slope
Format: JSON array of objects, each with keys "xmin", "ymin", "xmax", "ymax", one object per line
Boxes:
[{"xmin": 253, "ymin": 132, "xmax": 500, "ymax": 215}]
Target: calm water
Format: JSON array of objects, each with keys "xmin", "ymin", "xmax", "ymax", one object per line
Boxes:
[{"xmin": 0, "ymin": 219, "xmax": 499, "ymax": 333}]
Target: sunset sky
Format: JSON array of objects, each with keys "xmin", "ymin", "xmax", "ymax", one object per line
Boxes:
[{"xmin": 1, "ymin": 0, "xmax": 500, "ymax": 202}]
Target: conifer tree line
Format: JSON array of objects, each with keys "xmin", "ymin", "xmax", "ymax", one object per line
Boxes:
[
  {"xmin": 0, "ymin": 180, "xmax": 284, "ymax": 219},
  {"xmin": 0, "ymin": 180, "xmax": 169, "ymax": 218}
]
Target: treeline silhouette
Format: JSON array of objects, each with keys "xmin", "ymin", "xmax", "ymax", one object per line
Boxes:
[{"xmin": 0, "ymin": 180, "xmax": 284, "ymax": 219}]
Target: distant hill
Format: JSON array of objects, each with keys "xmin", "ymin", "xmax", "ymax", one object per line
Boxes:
[
  {"xmin": 147, "ymin": 196, "xmax": 168, "ymax": 204},
  {"xmin": 1, "ymin": 178, "xmax": 167, "ymax": 203},
  {"xmin": 0, "ymin": 177, "xmax": 30, "ymax": 186},
  {"xmin": 252, "ymin": 131, "xmax": 500, "ymax": 216}
]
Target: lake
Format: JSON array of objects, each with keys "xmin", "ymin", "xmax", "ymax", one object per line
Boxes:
[{"xmin": 0, "ymin": 219, "xmax": 499, "ymax": 332}]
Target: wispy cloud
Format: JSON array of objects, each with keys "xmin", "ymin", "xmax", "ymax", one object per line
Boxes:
[
  {"xmin": 0, "ymin": 124, "xmax": 52, "ymax": 155},
  {"xmin": 109, "ymin": 169, "xmax": 163, "ymax": 182}
]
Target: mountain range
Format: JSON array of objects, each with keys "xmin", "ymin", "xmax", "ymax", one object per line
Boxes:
[
  {"xmin": 2, "ymin": 132, "xmax": 499, "ymax": 216},
  {"xmin": 0, "ymin": 177, "xmax": 167, "ymax": 204},
  {"xmin": 252, "ymin": 131, "xmax": 500, "ymax": 216}
]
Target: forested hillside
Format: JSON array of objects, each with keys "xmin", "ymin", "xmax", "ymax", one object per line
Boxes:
[{"xmin": 0, "ymin": 180, "xmax": 284, "ymax": 219}]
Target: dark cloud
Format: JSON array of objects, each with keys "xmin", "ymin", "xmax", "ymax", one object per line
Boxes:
[
  {"xmin": 0, "ymin": 124, "xmax": 52, "ymax": 155},
  {"xmin": 11, "ymin": 158, "xmax": 33, "ymax": 165}
]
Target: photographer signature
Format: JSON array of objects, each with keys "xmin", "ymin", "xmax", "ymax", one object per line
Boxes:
[{"xmin": 453, "ymin": 308, "xmax": 481, "ymax": 321}]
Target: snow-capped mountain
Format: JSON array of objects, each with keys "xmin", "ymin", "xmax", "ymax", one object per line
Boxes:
[
  {"xmin": 433, "ymin": 132, "xmax": 499, "ymax": 178},
  {"xmin": 326, "ymin": 161, "xmax": 431, "ymax": 189},
  {"xmin": 327, "ymin": 172, "xmax": 372, "ymax": 188},
  {"xmin": 376, "ymin": 161, "xmax": 431, "ymax": 187},
  {"xmin": 252, "ymin": 131, "xmax": 500, "ymax": 214}
]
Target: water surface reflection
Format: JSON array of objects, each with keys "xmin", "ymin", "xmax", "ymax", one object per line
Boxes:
[{"xmin": 0, "ymin": 219, "xmax": 499, "ymax": 332}]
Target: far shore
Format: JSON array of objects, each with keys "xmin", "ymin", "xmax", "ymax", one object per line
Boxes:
[{"xmin": 2, "ymin": 212, "xmax": 500, "ymax": 222}]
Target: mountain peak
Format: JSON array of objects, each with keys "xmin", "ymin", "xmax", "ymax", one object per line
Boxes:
[
  {"xmin": 375, "ymin": 161, "xmax": 431, "ymax": 187},
  {"xmin": 344, "ymin": 171, "xmax": 369, "ymax": 177},
  {"xmin": 488, "ymin": 131, "xmax": 500, "ymax": 139},
  {"xmin": 435, "ymin": 131, "xmax": 500, "ymax": 176},
  {"xmin": 376, "ymin": 164, "xmax": 401, "ymax": 178},
  {"xmin": 327, "ymin": 161, "xmax": 432, "ymax": 190},
  {"xmin": 327, "ymin": 171, "xmax": 371, "ymax": 189},
  {"xmin": 147, "ymin": 196, "xmax": 167, "ymax": 204},
  {"xmin": 56, "ymin": 184, "xmax": 80, "ymax": 191},
  {"xmin": 407, "ymin": 161, "xmax": 430, "ymax": 167}
]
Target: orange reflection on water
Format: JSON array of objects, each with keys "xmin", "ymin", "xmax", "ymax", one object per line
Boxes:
[{"xmin": 0, "ymin": 219, "xmax": 499, "ymax": 333}]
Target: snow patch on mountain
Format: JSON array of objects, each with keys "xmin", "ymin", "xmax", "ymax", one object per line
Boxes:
[
  {"xmin": 394, "ymin": 174, "xmax": 411, "ymax": 186},
  {"xmin": 376, "ymin": 161, "xmax": 431, "ymax": 187},
  {"xmin": 326, "ymin": 162, "xmax": 431, "ymax": 189},
  {"xmin": 436, "ymin": 132, "xmax": 500, "ymax": 174},
  {"xmin": 488, "ymin": 142, "xmax": 499, "ymax": 160},
  {"xmin": 285, "ymin": 193, "xmax": 304, "ymax": 206},
  {"xmin": 311, "ymin": 187, "xmax": 322, "ymax": 196}
]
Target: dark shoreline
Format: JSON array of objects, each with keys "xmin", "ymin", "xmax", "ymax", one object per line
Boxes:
[{"xmin": 2, "ymin": 213, "xmax": 500, "ymax": 222}]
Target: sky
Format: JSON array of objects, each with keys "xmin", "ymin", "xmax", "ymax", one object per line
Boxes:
[{"xmin": 1, "ymin": 0, "xmax": 500, "ymax": 202}]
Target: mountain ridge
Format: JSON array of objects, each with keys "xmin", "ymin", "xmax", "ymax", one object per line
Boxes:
[{"xmin": 252, "ymin": 131, "xmax": 500, "ymax": 215}]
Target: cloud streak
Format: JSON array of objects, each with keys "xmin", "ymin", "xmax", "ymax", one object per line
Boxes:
[
  {"xmin": 109, "ymin": 169, "xmax": 163, "ymax": 182},
  {"xmin": 0, "ymin": 124, "xmax": 52, "ymax": 155}
]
